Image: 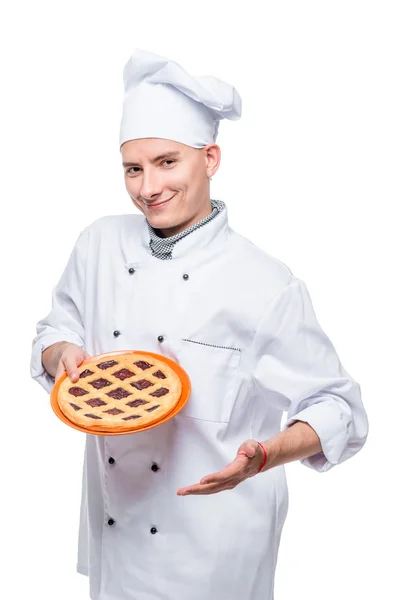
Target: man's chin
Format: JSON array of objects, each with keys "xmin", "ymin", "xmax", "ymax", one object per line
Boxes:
[
  {"xmin": 150, "ymin": 216, "xmax": 190, "ymax": 238},
  {"xmin": 147, "ymin": 213, "xmax": 175, "ymax": 229}
]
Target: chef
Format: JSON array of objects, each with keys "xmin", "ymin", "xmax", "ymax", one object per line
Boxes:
[{"xmin": 31, "ymin": 49, "xmax": 369, "ymax": 600}]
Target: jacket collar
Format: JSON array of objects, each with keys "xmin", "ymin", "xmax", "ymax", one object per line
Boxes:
[{"xmin": 139, "ymin": 201, "xmax": 230, "ymax": 261}]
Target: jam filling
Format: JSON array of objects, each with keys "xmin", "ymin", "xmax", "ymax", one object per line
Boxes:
[
  {"xmin": 69, "ymin": 403, "xmax": 82, "ymax": 411},
  {"xmin": 134, "ymin": 361, "xmax": 153, "ymax": 370},
  {"xmin": 149, "ymin": 387, "xmax": 169, "ymax": 398},
  {"xmin": 104, "ymin": 408, "xmax": 124, "ymax": 415},
  {"xmin": 85, "ymin": 398, "xmax": 107, "ymax": 408},
  {"xmin": 146, "ymin": 405, "xmax": 160, "ymax": 412},
  {"xmin": 106, "ymin": 388, "xmax": 132, "ymax": 400},
  {"xmin": 69, "ymin": 387, "xmax": 89, "ymax": 397},
  {"xmin": 122, "ymin": 415, "xmax": 141, "ymax": 420},
  {"xmin": 153, "ymin": 370, "xmax": 166, "ymax": 379},
  {"xmin": 131, "ymin": 379, "xmax": 153, "ymax": 390},
  {"xmin": 113, "ymin": 368, "xmax": 135, "ymax": 380},
  {"xmin": 97, "ymin": 360, "xmax": 119, "ymax": 370},
  {"xmin": 126, "ymin": 399, "xmax": 148, "ymax": 408},
  {"xmin": 85, "ymin": 413, "xmax": 102, "ymax": 419},
  {"xmin": 90, "ymin": 378, "xmax": 112, "ymax": 390},
  {"xmin": 80, "ymin": 369, "xmax": 94, "ymax": 378}
]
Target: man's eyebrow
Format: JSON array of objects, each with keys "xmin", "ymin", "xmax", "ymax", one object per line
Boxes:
[{"xmin": 122, "ymin": 151, "xmax": 181, "ymax": 167}]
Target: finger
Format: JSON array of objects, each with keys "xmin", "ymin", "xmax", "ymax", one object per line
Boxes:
[
  {"xmin": 177, "ymin": 480, "xmax": 236, "ymax": 496},
  {"xmin": 200, "ymin": 470, "xmax": 237, "ymax": 485},
  {"xmin": 62, "ymin": 355, "xmax": 81, "ymax": 382},
  {"xmin": 200, "ymin": 456, "xmax": 249, "ymax": 485},
  {"xmin": 243, "ymin": 444, "xmax": 257, "ymax": 458},
  {"xmin": 55, "ymin": 362, "xmax": 66, "ymax": 383},
  {"xmin": 237, "ymin": 440, "xmax": 258, "ymax": 459},
  {"xmin": 83, "ymin": 351, "xmax": 91, "ymax": 360}
]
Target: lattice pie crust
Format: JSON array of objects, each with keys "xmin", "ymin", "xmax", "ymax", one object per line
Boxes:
[{"xmin": 57, "ymin": 353, "xmax": 182, "ymax": 431}]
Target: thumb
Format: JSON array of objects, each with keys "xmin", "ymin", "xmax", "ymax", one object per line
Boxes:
[
  {"xmin": 238, "ymin": 440, "xmax": 259, "ymax": 459},
  {"xmin": 55, "ymin": 359, "xmax": 67, "ymax": 383}
]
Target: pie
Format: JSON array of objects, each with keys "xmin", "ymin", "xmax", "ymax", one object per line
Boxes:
[{"xmin": 57, "ymin": 352, "xmax": 182, "ymax": 432}]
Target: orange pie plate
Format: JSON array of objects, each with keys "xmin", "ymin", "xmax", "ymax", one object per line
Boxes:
[{"xmin": 50, "ymin": 350, "xmax": 191, "ymax": 436}]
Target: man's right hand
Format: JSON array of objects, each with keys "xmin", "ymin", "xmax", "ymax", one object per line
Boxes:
[{"xmin": 42, "ymin": 342, "xmax": 90, "ymax": 383}]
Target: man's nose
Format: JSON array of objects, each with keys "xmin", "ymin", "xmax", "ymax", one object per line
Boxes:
[{"xmin": 140, "ymin": 169, "xmax": 163, "ymax": 200}]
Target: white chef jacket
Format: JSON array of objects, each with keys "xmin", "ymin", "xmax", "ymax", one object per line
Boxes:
[{"xmin": 31, "ymin": 204, "xmax": 368, "ymax": 600}]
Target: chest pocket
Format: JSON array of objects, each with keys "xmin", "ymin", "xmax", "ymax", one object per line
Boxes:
[{"xmin": 175, "ymin": 339, "xmax": 242, "ymax": 423}]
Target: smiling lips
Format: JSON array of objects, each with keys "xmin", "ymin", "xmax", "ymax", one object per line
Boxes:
[{"xmin": 145, "ymin": 196, "xmax": 173, "ymax": 209}]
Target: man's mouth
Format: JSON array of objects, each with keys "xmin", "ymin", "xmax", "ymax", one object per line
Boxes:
[{"xmin": 144, "ymin": 196, "xmax": 174, "ymax": 210}]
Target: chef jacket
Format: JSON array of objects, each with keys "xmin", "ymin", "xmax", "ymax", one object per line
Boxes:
[{"xmin": 30, "ymin": 203, "xmax": 368, "ymax": 600}]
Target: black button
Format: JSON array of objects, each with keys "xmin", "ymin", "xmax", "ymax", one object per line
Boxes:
[
  {"xmin": 150, "ymin": 527, "xmax": 158, "ymax": 534},
  {"xmin": 151, "ymin": 463, "xmax": 159, "ymax": 472},
  {"xmin": 108, "ymin": 457, "xmax": 115, "ymax": 464},
  {"xmin": 183, "ymin": 273, "xmax": 189, "ymax": 280},
  {"xmin": 113, "ymin": 330, "xmax": 121, "ymax": 337},
  {"xmin": 128, "ymin": 268, "xmax": 135, "ymax": 274},
  {"xmin": 157, "ymin": 335, "xmax": 164, "ymax": 342},
  {"xmin": 108, "ymin": 518, "xmax": 115, "ymax": 526}
]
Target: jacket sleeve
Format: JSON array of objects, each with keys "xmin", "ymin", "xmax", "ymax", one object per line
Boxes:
[
  {"xmin": 30, "ymin": 228, "xmax": 89, "ymax": 394},
  {"xmin": 251, "ymin": 277, "xmax": 368, "ymax": 472}
]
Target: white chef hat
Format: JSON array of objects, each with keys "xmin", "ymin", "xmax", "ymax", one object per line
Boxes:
[{"xmin": 119, "ymin": 49, "xmax": 242, "ymax": 149}]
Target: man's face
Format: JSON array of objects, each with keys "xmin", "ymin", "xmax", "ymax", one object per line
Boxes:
[{"xmin": 121, "ymin": 138, "xmax": 220, "ymax": 237}]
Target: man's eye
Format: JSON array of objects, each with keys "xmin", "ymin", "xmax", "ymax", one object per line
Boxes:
[
  {"xmin": 162, "ymin": 160, "xmax": 175, "ymax": 166},
  {"xmin": 126, "ymin": 167, "xmax": 141, "ymax": 175}
]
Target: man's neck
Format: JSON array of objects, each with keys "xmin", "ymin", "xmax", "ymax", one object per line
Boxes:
[{"xmin": 156, "ymin": 201, "xmax": 213, "ymax": 238}]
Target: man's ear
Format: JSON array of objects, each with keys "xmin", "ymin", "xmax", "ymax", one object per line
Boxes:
[{"xmin": 204, "ymin": 144, "xmax": 221, "ymax": 178}]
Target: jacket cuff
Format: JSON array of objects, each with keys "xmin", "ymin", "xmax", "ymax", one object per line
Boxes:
[
  {"xmin": 283, "ymin": 399, "xmax": 350, "ymax": 472},
  {"xmin": 30, "ymin": 334, "xmax": 84, "ymax": 394}
]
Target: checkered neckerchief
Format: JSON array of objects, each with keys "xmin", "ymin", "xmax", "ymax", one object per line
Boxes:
[{"xmin": 147, "ymin": 199, "xmax": 225, "ymax": 260}]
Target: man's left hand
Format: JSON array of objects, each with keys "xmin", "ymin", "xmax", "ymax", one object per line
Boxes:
[{"xmin": 176, "ymin": 439, "xmax": 265, "ymax": 496}]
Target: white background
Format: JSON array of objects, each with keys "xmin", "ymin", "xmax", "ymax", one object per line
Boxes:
[{"xmin": 1, "ymin": 1, "xmax": 399, "ymax": 598}]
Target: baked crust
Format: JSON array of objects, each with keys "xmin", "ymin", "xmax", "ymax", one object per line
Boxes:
[{"xmin": 57, "ymin": 352, "xmax": 182, "ymax": 431}]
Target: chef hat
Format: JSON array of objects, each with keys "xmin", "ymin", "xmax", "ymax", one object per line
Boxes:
[{"xmin": 119, "ymin": 49, "xmax": 242, "ymax": 148}]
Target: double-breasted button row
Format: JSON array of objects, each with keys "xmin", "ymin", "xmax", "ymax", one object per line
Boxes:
[
  {"xmin": 114, "ymin": 332, "xmax": 165, "ymax": 342},
  {"xmin": 107, "ymin": 518, "xmax": 158, "ymax": 534},
  {"xmin": 126, "ymin": 266, "xmax": 189, "ymax": 280},
  {"xmin": 108, "ymin": 457, "xmax": 159, "ymax": 472},
  {"xmin": 106, "ymin": 456, "xmax": 159, "ymax": 532}
]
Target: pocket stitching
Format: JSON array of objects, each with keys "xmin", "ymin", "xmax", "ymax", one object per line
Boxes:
[{"xmin": 181, "ymin": 338, "xmax": 242, "ymax": 353}]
